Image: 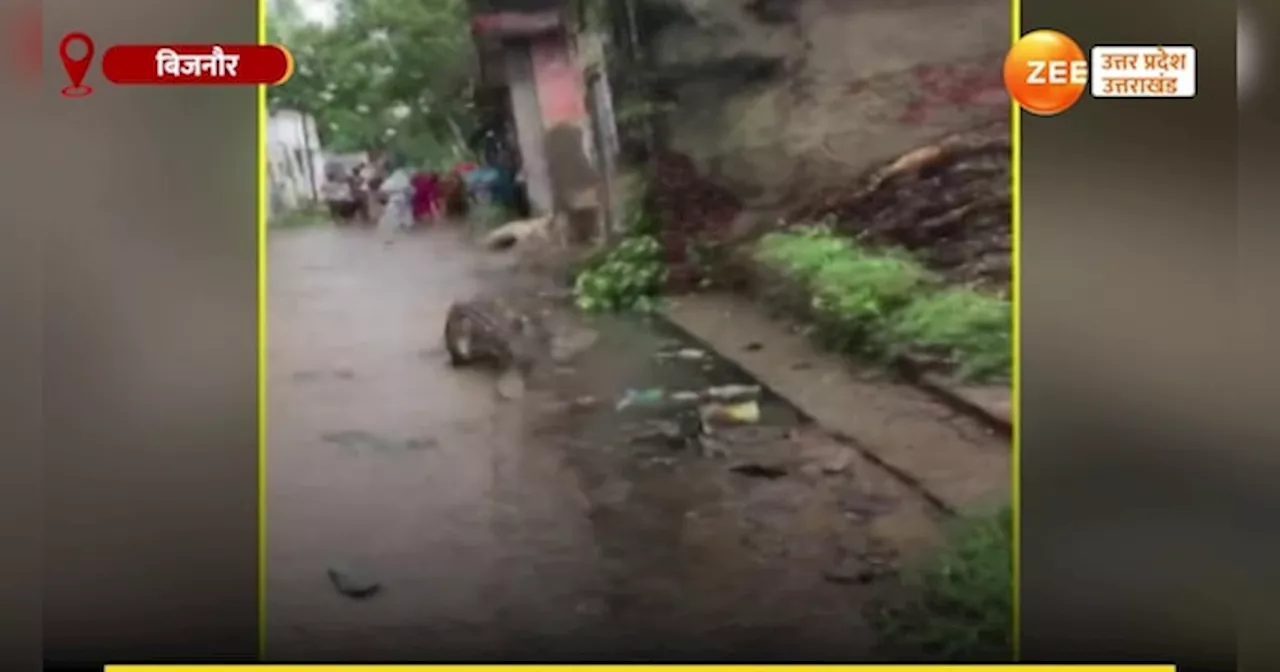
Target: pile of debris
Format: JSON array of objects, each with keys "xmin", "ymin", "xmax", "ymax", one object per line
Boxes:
[
  {"xmin": 646, "ymin": 152, "xmax": 743, "ymax": 291},
  {"xmin": 790, "ymin": 120, "xmax": 1012, "ymax": 290}
]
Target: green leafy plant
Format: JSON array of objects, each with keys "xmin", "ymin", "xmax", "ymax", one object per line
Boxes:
[
  {"xmin": 874, "ymin": 505, "xmax": 1012, "ymax": 661},
  {"xmin": 573, "ymin": 233, "xmax": 667, "ymax": 313},
  {"xmin": 755, "ymin": 226, "xmax": 855, "ymax": 282},
  {"xmin": 753, "ymin": 226, "xmax": 1011, "ymax": 381},
  {"xmin": 887, "ymin": 288, "xmax": 1012, "ymax": 381},
  {"xmin": 808, "ymin": 250, "xmax": 930, "ymax": 351}
]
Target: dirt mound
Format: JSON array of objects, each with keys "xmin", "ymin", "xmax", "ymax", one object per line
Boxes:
[
  {"xmin": 646, "ymin": 152, "xmax": 743, "ymax": 291},
  {"xmin": 790, "ymin": 120, "xmax": 1012, "ymax": 290}
]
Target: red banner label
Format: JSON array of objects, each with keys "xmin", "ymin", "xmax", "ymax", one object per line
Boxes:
[{"xmin": 101, "ymin": 44, "xmax": 294, "ymax": 86}]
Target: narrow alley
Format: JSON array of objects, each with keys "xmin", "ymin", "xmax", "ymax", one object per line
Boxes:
[{"xmin": 264, "ymin": 224, "xmax": 992, "ymax": 661}]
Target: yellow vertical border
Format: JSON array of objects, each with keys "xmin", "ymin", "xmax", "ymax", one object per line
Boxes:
[
  {"xmin": 1009, "ymin": 0, "xmax": 1023, "ymax": 661},
  {"xmin": 256, "ymin": 0, "xmax": 269, "ymax": 660}
]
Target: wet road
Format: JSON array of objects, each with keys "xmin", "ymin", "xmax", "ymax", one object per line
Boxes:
[
  {"xmin": 265, "ymin": 223, "xmax": 946, "ymax": 661},
  {"xmin": 266, "ymin": 225, "xmax": 607, "ymax": 659}
]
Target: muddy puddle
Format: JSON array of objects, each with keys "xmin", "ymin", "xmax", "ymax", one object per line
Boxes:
[
  {"xmin": 521, "ymin": 308, "xmax": 945, "ymax": 660},
  {"xmin": 267, "ymin": 227, "xmax": 944, "ymax": 661}
]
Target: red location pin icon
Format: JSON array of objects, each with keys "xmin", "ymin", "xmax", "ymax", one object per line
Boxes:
[{"xmin": 58, "ymin": 32, "xmax": 95, "ymax": 98}]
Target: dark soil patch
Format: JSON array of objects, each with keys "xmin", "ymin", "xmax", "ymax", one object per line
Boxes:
[
  {"xmin": 638, "ymin": 123, "xmax": 1010, "ymax": 298},
  {"xmin": 646, "ymin": 152, "xmax": 743, "ymax": 291},
  {"xmin": 789, "ymin": 120, "xmax": 1011, "ymax": 291}
]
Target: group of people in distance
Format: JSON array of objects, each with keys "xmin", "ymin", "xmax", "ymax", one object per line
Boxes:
[{"xmin": 320, "ymin": 155, "xmax": 478, "ymax": 230}]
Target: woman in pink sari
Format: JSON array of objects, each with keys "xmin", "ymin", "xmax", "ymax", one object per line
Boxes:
[{"xmin": 410, "ymin": 171, "xmax": 441, "ymax": 224}]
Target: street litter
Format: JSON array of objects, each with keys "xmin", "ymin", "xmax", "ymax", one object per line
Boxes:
[
  {"xmin": 704, "ymin": 384, "xmax": 761, "ymax": 401},
  {"xmin": 663, "ymin": 386, "xmax": 760, "ymax": 405},
  {"xmin": 615, "ymin": 388, "xmax": 665, "ymax": 410},
  {"xmin": 699, "ymin": 400, "xmax": 761, "ymax": 430},
  {"xmin": 657, "ymin": 348, "xmax": 706, "ymax": 361}
]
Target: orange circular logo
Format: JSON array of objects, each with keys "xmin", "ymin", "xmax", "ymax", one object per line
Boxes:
[{"xmin": 1004, "ymin": 30, "xmax": 1087, "ymax": 115}]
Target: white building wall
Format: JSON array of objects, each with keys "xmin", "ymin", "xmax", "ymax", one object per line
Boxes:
[{"xmin": 266, "ymin": 109, "xmax": 325, "ymax": 220}]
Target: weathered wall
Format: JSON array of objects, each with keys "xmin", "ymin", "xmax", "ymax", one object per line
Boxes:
[
  {"xmin": 531, "ymin": 35, "xmax": 588, "ymax": 126},
  {"xmin": 650, "ymin": 0, "xmax": 1009, "ymax": 207},
  {"xmin": 503, "ymin": 42, "xmax": 555, "ymax": 214},
  {"xmin": 530, "ymin": 34, "xmax": 603, "ymax": 243}
]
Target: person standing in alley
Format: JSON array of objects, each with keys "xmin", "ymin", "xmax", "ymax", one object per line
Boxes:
[
  {"xmin": 376, "ymin": 154, "xmax": 415, "ymax": 235},
  {"xmin": 411, "ymin": 169, "xmax": 441, "ymax": 224}
]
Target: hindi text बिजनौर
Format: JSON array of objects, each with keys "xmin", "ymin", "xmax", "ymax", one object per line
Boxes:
[{"xmin": 154, "ymin": 45, "xmax": 240, "ymax": 79}]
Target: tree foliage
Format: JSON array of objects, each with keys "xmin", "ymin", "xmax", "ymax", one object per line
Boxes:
[{"xmin": 267, "ymin": 0, "xmax": 476, "ymax": 164}]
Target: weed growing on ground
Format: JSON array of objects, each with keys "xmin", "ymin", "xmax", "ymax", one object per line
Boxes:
[
  {"xmin": 809, "ymin": 250, "xmax": 930, "ymax": 352},
  {"xmin": 754, "ymin": 227, "xmax": 1010, "ymax": 381},
  {"xmin": 887, "ymin": 288, "xmax": 1011, "ymax": 381},
  {"xmin": 874, "ymin": 504, "xmax": 1012, "ymax": 661},
  {"xmin": 756, "ymin": 226, "xmax": 857, "ymax": 282}
]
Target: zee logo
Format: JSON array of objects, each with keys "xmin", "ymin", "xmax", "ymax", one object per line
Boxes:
[
  {"xmin": 1025, "ymin": 59, "xmax": 1088, "ymax": 85},
  {"xmin": 1004, "ymin": 29, "xmax": 1088, "ymax": 115}
]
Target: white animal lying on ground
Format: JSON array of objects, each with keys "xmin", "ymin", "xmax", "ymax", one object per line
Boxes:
[{"xmin": 482, "ymin": 212, "xmax": 562, "ymax": 250}]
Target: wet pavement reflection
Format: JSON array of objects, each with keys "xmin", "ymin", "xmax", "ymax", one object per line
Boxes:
[{"xmin": 266, "ymin": 224, "xmax": 938, "ymax": 661}]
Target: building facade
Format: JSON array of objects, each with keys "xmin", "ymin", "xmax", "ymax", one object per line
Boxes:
[
  {"xmin": 266, "ymin": 108, "xmax": 325, "ymax": 220},
  {"xmin": 468, "ymin": 1, "xmax": 620, "ymax": 240}
]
